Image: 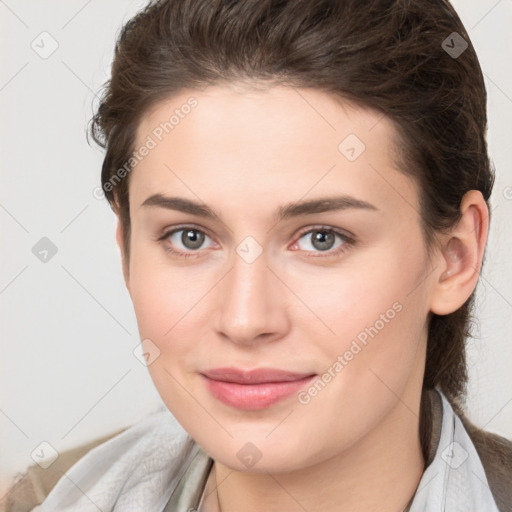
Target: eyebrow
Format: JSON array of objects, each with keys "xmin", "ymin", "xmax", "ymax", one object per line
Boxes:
[{"xmin": 140, "ymin": 193, "xmax": 378, "ymax": 223}]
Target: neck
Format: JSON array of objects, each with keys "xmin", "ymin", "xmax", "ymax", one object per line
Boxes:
[{"xmin": 202, "ymin": 391, "xmax": 425, "ymax": 512}]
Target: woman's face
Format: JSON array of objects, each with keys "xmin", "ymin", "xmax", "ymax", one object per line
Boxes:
[{"xmin": 122, "ymin": 83, "xmax": 438, "ymax": 472}]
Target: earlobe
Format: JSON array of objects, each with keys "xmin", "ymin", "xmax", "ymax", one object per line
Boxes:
[{"xmin": 429, "ymin": 190, "xmax": 489, "ymax": 315}]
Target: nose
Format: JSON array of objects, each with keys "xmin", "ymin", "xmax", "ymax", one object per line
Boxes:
[{"xmin": 214, "ymin": 244, "xmax": 290, "ymax": 346}]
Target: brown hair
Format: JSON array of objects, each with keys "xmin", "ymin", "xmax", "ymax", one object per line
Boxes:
[{"xmin": 89, "ymin": 0, "xmax": 495, "ymax": 458}]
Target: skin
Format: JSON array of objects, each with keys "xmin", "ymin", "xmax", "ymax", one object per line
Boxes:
[{"xmin": 115, "ymin": 83, "xmax": 488, "ymax": 512}]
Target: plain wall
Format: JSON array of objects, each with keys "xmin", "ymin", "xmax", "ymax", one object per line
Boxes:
[{"xmin": 1, "ymin": 0, "xmax": 511, "ymax": 492}]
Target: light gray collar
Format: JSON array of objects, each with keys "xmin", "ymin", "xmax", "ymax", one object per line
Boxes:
[{"xmin": 408, "ymin": 391, "xmax": 499, "ymax": 511}]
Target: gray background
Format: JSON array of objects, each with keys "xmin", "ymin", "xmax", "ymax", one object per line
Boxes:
[{"xmin": 1, "ymin": 0, "xmax": 511, "ymax": 491}]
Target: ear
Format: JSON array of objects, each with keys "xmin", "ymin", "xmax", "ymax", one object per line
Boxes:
[
  {"xmin": 115, "ymin": 217, "xmax": 130, "ymax": 293},
  {"xmin": 429, "ymin": 190, "xmax": 489, "ymax": 315}
]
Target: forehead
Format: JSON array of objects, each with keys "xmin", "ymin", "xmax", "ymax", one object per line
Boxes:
[
  {"xmin": 130, "ymin": 84, "xmax": 419, "ymax": 224},
  {"xmin": 136, "ymin": 83, "xmax": 395, "ymax": 152}
]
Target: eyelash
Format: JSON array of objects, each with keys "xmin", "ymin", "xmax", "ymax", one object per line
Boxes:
[{"xmin": 157, "ymin": 225, "xmax": 355, "ymax": 260}]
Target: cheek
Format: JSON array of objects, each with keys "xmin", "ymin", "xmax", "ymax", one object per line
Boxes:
[
  {"xmin": 127, "ymin": 248, "xmax": 223, "ymax": 401},
  {"xmin": 292, "ymin": 239, "xmax": 429, "ymax": 401},
  {"xmin": 285, "ymin": 236, "xmax": 428, "ymax": 342},
  {"xmin": 129, "ymin": 268, "xmax": 205, "ymax": 347},
  {"xmin": 294, "ymin": 290, "xmax": 427, "ymax": 454},
  {"xmin": 127, "ymin": 260, "xmax": 210, "ymax": 416},
  {"xmin": 128, "ymin": 234, "xmax": 207, "ymax": 335}
]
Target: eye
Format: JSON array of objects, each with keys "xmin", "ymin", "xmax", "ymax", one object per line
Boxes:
[
  {"xmin": 159, "ymin": 226, "xmax": 216, "ymax": 258},
  {"xmin": 292, "ymin": 227, "xmax": 353, "ymax": 257}
]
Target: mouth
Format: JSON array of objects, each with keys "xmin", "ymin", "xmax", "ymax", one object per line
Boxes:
[{"xmin": 200, "ymin": 367, "xmax": 317, "ymax": 410}]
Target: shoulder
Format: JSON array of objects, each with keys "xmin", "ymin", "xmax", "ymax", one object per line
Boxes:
[
  {"xmin": 2, "ymin": 406, "xmax": 198, "ymax": 512},
  {"xmin": 459, "ymin": 413, "xmax": 512, "ymax": 512},
  {"xmin": 1, "ymin": 428, "xmax": 125, "ymax": 512}
]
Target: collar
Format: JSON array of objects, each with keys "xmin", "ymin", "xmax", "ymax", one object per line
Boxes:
[{"xmin": 408, "ymin": 390, "xmax": 500, "ymax": 511}]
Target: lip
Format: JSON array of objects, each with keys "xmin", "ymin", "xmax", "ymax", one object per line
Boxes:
[
  {"xmin": 201, "ymin": 367, "xmax": 315, "ymax": 384},
  {"xmin": 200, "ymin": 367, "xmax": 316, "ymax": 410}
]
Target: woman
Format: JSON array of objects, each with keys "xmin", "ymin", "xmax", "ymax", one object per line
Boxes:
[{"xmin": 22, "ymin": 0, "xmax": 512, "ymax": 510}]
